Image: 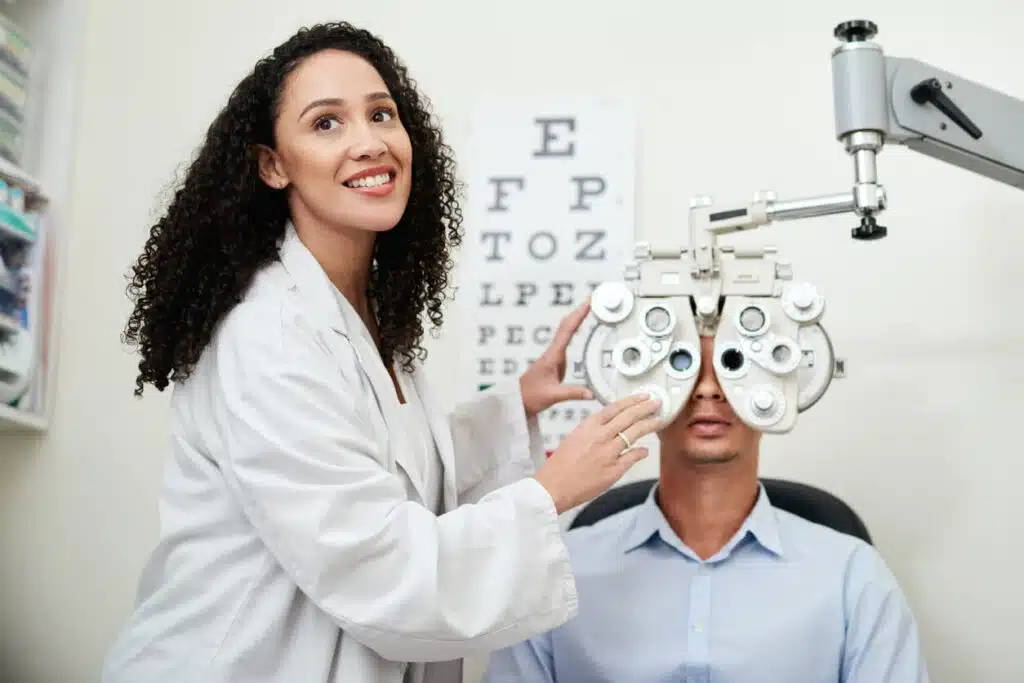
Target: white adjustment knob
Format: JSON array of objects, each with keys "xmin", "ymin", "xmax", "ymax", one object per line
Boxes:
[
  {"xmin": 592, "ymin": 282, "xmax": 634, "ymax": 324},
  {"xmin": 782, "ymin": 281, "xmax": 825, "ymax": 323},
  {"xmin": 752, "ymin": 389, "xmax": 775, "ymax": 413},
  {"xmin": 696, "ymin": 296, "xmax": 716, "ymax": 316},
  {"xmin": 790, "ymin": 283, "xmax": 817, "ymax": 310},
  {"xmin": 746, "ymin": 385, "xmax": 786, "ymax": 428}
]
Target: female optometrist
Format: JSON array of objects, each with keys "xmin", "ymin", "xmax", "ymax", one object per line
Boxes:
[{"xmin": 102, "ymin": 21, "xmax": 662, "ymax": 683}]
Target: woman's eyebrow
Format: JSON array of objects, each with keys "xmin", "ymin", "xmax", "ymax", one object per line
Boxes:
[{"xmin": 298, "ymin": 92, "xmax": 393, "ymax": 120}]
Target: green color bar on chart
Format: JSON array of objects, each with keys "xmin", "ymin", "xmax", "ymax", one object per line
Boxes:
[{"xmin": 478, "ymin": 384, "xmax": 492, "ymax": 392}]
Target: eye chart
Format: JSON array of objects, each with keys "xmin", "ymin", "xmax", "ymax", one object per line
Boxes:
[{"xmin": 461, "ymin": 97, "xmax": 637, "ymax": 454}]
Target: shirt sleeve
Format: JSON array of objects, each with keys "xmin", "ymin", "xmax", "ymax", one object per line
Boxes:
[
  {"xmin": 480, "ymin": 629, "xmax": 557, "ymax": 683},
  {"xmin": 447, "ymin": 381, "xmax": 548, "ymax": 504},
  {"xmin": 209, "ymin": 301, "xmax": 578, "ymax": 662},
  {"xmin": 841, "ymin": 543, "xmax": 931, "ymax": 682}
]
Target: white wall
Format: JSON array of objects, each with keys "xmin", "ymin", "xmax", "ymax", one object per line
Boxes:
[{"xmin": 0, "ymin": 0, "xmax": 1021, "ymax": 680}]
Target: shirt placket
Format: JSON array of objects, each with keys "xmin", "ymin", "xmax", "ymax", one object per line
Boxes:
[{"xmin": 685, "ymin": 568, "xmax": 712, "ymax": 683}]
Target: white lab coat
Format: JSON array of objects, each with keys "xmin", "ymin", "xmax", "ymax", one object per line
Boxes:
[{"xmin": 102, "ymin": 225, "xmax": 579, "ymax": 683}]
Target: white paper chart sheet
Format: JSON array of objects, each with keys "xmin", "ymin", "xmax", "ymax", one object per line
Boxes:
[{"xmin": 461, "ymin": 97, "xmax": 637, "ymax": 453}]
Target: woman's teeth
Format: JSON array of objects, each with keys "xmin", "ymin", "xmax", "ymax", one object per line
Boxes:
[{"xmin": 346, "ymin": 173, "xmax": 391, "ymax": 188}]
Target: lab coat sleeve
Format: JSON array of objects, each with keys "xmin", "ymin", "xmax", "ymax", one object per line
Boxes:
[
  {"xmin": 447, "ymin": 382, "xmax": 548, "ymax": 504},
  {"xmin": 840, "ymin": 543, "xmax": 931, "ymax": 682},
  {"xmin": 210, "ymin": 303, "xmax": 578, "ymax": 663}
]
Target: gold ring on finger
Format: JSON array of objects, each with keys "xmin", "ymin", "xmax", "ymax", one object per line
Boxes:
[{"xmin": 617, "ymin": 431, "xmax": 632, "ymax": 451}]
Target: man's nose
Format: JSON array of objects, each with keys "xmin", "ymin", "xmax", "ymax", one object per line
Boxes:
[{"xmin": 693, "ymin": 357, "xmax": 724, "ymax": 401}]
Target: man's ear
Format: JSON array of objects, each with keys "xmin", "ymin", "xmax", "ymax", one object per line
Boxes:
[{"xmin": 257, "ymin": 144, "xmax": 288, "ymax": 190}]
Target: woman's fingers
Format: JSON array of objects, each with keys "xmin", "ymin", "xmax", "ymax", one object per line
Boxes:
[
  {"xmin": 592, "ymin": 393, "xmax": 650, "ymax": 424},
  {"xmin": 544, "ymin": 298, "xmax": 591, "ymax": 359},
  {"xmin": 603, "ymin": 397, "xmax": 663, "ymax": 438},
  {"xmin": 619, "ymin": 416, "xmax": 664, "ymax": 450},
  {"xmin": 615, "ymin": 446, "xmax": 650, "ymax": 471}
]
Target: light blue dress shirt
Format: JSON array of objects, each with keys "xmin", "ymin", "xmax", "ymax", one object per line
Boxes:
[{"xmin": 483, "ymin": 483, "xmax": 929, "ymax": 683}]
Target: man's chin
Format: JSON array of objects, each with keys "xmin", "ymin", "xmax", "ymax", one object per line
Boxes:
[{"xmin": 682, "ymin": 446, "xmax": 740, "ymax": 466}]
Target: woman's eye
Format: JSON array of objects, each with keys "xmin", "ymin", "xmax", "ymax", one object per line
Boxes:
[
  {"xmin": 315, "ymin": 116, "xmax": 339, "ymax": 131},
  {"xmin": 373, "ymin": 108, "xmax": 395, "ymax": 123}
]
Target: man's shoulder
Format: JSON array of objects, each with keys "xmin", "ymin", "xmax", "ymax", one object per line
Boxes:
[
  {"xmin": 771, "ymin": 505, "xmax": 873, "ymax": 560},
  {"xmin": 773, "ymin": 503, "xmax": 863, "ymax": 542},
  {"xmin": 770, "ymin": 505, "xmax": 899, "ymax": 589}
]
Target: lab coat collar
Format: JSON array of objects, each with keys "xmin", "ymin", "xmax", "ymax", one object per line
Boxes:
[
  {"xmin": 276, "ymin": 222, "xmax": 361, "ymax": 338},
  {"xmin": 275, "ymin": 223, "xmax": 457, "ymax": 509}
]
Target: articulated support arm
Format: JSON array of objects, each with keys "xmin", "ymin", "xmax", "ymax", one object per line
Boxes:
[{"xmin": 831, "ymin": 18, "xmax": 1024, "ymax": 239}]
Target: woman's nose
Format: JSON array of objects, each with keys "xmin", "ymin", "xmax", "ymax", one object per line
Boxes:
[{"xmin": 349, "ymin": 125, "xmax": 387, "ymax": 160}]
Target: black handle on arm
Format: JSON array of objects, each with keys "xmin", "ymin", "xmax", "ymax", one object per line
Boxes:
[
  {"xmin": 851, "ymin": 215, "xmax": 887, "ymax": 241},
  {"xmin": 910, "ymin": 78, "xmax": 983, "ymax": 140}
]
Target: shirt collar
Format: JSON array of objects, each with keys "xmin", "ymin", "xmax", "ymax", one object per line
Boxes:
[{"xmin": 622, "ymin": 481, "xmax": 784, "ymax": 560}]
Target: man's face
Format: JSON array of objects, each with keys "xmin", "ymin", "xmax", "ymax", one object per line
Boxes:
[{"xmin": 658, "ymin": 336, "xmax": 762, "ymax": 465}]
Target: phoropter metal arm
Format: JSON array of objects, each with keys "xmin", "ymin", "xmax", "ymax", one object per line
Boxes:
[{"xmin": 831, "ymin": 19, "xmax": 1024, "ymax": 239}]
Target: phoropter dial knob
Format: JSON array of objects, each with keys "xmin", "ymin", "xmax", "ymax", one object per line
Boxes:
[{"xmin": 834, "ymin": 20, "xmax": 878, "ymax": 42}]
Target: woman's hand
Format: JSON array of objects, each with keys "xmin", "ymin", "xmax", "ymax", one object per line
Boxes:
[
  {"xmin": 519, "ymin": 299, "xmax": 594, "ymax": 420},
  {"xmin": 534, "ymin": 393, "xmax": 662, "ymax": 514}
]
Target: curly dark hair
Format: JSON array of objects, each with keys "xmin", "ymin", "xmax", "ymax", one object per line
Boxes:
[{"xmin": 122, "ymin": 21, "xmax": 463, "ymax": 396}]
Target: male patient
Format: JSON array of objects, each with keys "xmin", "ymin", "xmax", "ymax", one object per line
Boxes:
[{"xmin": 483, "ymin": 336, "xmax": 929, "ymax": 683}]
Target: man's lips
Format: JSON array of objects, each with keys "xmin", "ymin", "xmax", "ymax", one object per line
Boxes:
[
  {"xmin": 687, "ymin": 414, "xmax": 731, "ymax": 437},
  {"xmin": 687, "ymin": 415, "xmax": 731, "ymax": 427}
]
